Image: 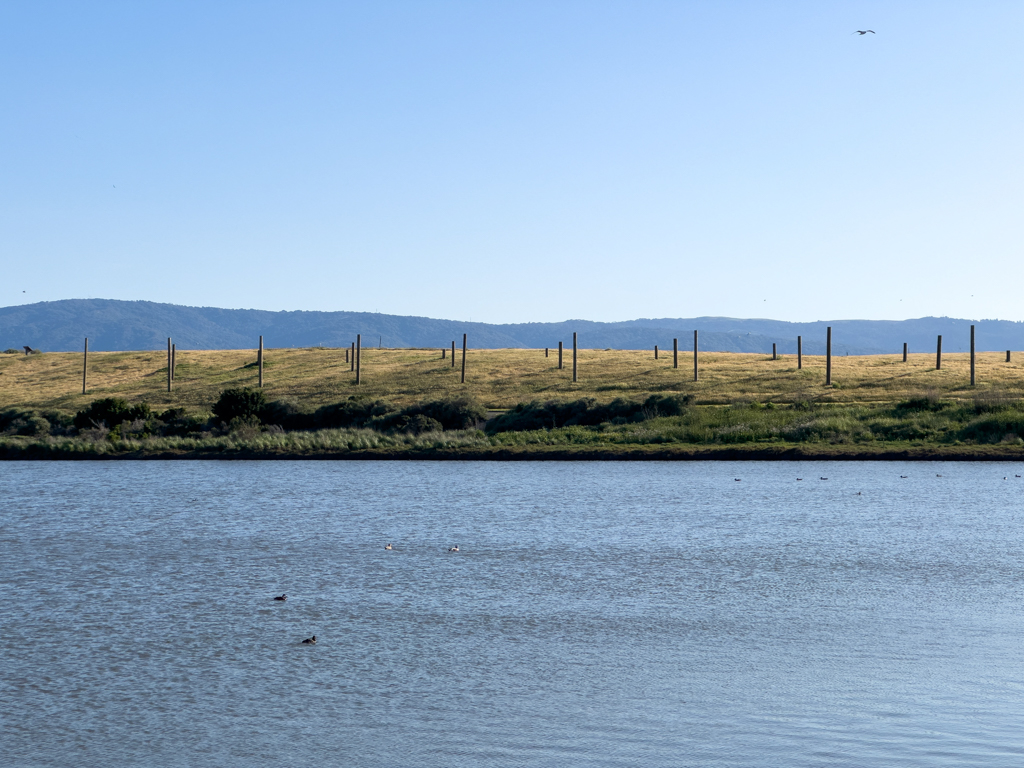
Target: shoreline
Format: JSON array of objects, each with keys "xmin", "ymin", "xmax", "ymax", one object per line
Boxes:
[{"xmin": 4, "ymin": 443, "xmax": 1023, "ymax": 461}]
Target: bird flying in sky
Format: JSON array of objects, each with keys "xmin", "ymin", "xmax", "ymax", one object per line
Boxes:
[{"xmin": 853, "ymin": 30, "xmax": 875, "ymax": 35}]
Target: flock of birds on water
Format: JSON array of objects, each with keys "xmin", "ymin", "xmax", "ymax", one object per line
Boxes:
[
  {"xmin": 275, "ymin": 542, "xmax": 462, "ymax": 645},
  {"xmin": 279, "ymin": 463, "xmax": 1024, "ymax": 645}
]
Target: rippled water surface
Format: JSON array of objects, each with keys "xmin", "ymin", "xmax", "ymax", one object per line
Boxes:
[{"xmin": 3, "ymin": 460, "xmax": 1024, "ymax": 767}]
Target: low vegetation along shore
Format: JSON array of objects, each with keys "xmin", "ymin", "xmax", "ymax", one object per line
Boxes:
[{"xmin": 1, "ymin": 347, "xmax": 1023, "ymax": 459}]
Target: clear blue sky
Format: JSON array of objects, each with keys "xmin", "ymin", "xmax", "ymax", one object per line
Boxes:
[{"xmin": 2, "ymin": 2, "xmax": 1022, "ymax": 323}]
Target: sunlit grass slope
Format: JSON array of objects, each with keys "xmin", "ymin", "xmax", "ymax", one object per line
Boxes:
[{"xmin": 2, "ymin": 346, "xmax": 1023, "ymax": 414}]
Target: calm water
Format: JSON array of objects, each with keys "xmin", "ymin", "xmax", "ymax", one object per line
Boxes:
[{"xmin": 2, "ymin": 460, "xmax": 1024, "ymax": 767}]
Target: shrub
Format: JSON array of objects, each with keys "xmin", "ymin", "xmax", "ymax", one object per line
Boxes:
[
  {"xmin": 42, "ymin": 411, "xmax": 74, "ymax": 434},
  {"xmin": 20, "ymin": 415, "xmax": 52, "ymax": 437},
  {"xmin": 401, "ymin": 397, "xmax": 488, "ymax": 430},
  {"xmin": 0, "ymin": 410, "xmax": 52, "ymax": 436},
  {"xmin": 486, "ymin": 395, "xmax": 691, "ymax": 434},
  {"xmin": 212, "ymin": 388, "xmax": 267, "ymax": 424},
  {"xmin": 957, "ymin": 413, "xmax": 1024, "ymax": 444},
  {"xmin": 156, "ymin": 408, "xmax": 210, "ymax": 437},
  {"xmin": 397, "ymin": 414, "xmax": 444, "ymax": 434},
  {"xmin": 110, "ymin": 418, "xmax": 151, "ymax": 440},
  {"xmin": 262, "ymin": 399, "xmax": 315, "ymax": 431},
  {"xmin": 312, "ymin": 397, "xmax": 397, "ymax": 430},
  {"xmin": 74, "ymin": 398, "xmax": 151, "ymax": 430},
  {"xmin": 227, "ymin": 415, "xmax": 263, "ymax": 439}
]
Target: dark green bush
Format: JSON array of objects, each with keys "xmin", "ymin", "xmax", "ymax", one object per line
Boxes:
[
  {"xmin": 956, "ymin": 413, "xmax": 1024, "ymax": 444},
  {"xmin": 486, "ymin": 395, "xmax": 691, "ymax": 434},
  {"xmin": 397, "ymin": 414, "xmax": 444, "ymax": 434},
  {"xmin": 0, "ymin": 410, "xmax": 52, "ymax": 436},
  {"xmin": 400, "ymin": 397, "xmax": 487, "ymax": 430},
  {"xmin": 212, "ymin": 388, "xmax": 267, "ymax": 424},
  {"xmin": 42, "ymin": 411, "xmax": 74, "ymax": 433},
  {"xmin": 262, "ymin": 399, "xmax": 315, "ymax": 431},
  {"xmin": 312, "ymin": 398, "xmax": 397, "ymax": 430},
  {"xmin": 74, "ymin": 398, "xmax": 151, "ymax": 430},
  {"xmin": 156, "ymin": 408, "xmax": 209, "ymax": 437}
]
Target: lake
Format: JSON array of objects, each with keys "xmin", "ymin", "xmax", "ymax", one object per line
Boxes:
[{"xmin": 2, "ymin": 460, "xmax": 1024, "ymax": 767}]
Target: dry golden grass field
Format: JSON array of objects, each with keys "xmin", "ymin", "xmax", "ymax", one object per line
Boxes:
[{"xmin": 2, "ymin": 346, "xmax": 1023, "ymax": 414}]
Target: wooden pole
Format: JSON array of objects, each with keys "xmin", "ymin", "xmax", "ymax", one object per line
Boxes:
[
  {"xmin": 167, "ymin": 338, "xmax": 172, "ymax": 392},
  {"xmin": 171, "ymin": 344, "xmax": 176, "ymax": 382},
  {"xmin": 1007, "ymin": 350, "xmax": 1012, "ymax": 363},
  {"xmin": 451, "ymin": 341, "xmax": 456, "ymax": 367},
  {"xmin": 825, "ymin": 327, "xmax": 832, "ymax": 386},
  {"xmin": 442, "ymin": 348, "xmax": 446, "ymax": 359},
  {"xmin": 572, "ymin": 332, "xmax": 577, "ymax": 383},
  {"xmin": 936, "ymin": 335, "xmax": 942, "ymax": 370},
  {"xmin": 558, "ymin": 341, "xmax": 563, "ymax": 370},
  {"xmin": 350, "ymin": 342, "xmax": 355, "ymax": 371},
  {"xmin": 545, "ymin": 347, "xmax": 549, "ymax": 358},
  {"xmin": 258, "ymin": 336, "xmax": 264, "ymax": 388},
  {"xmin": 772, "ymin": 343, "xmax": 777, "ymax": 361},
  {"xmin": 903, "ymin": 342, "xmax": 908, "ymax": 363},
  {"xmin": 654, "ymin": 345, "xmax": 659, "ymax": 360},
  {"xmin": 673, "ymin": 338, "xmax": 678, "ymax": 369},
  {"xmin": 797, "ymin": 336, "xmax": 802, "ymax": 369},
  {"xmin": 82, "ymin": 337, "xmax": 88, "ymax": 395},
  {"xmin": 693, "ymin": 330, "xmax": 698, "ymax": 382},
  {"xmin": 356, "ymin": 334, "xmax": 361, "ymax": 384},
  {"xmin": 345, "ymin": 347, "xmax": 349, "ymax": 364},
  {"xmin": 970, "ymin": 324, "xmax": 976, "ymax": 386},
  {"xmin": 461, "ymin": 333, "xmax": 467, "ymax": 384}
]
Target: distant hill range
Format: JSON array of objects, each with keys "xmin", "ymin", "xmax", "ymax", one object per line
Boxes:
[{"xmin": 2, "ymin": 299, "xmax": 1023, "ymax": 356}]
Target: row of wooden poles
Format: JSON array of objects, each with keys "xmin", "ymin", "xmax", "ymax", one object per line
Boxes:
[{"xmin": 79, "ymin": 325, "xmax": 1009, "ymax": 395}]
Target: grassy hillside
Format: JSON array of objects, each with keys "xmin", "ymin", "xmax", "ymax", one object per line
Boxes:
[
  {"xmin": 4, "ymin": 346, "xmax": 1024, "ymax": 461},
  {"xmin": 2, "ymin": 346, "xmax": 1023, "ymax": 414}
]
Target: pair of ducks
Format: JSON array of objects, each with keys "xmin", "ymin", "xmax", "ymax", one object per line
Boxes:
[
  {"xmin": 271, "ymin": 594, "xmax": 315, "ymax": 645},
  {"xmin": 384, "ymin": 543, "xmax": 460, "ymax": 552}
]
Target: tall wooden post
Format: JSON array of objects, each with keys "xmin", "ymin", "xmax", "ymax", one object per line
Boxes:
[
  {"xmin": 772, "ymin": 343, "xmax": 777, "ymax": 361},
  {"xmin": 545, "ymin": 347, "xmax": 549, "ymax": 358},
  {"xmin": 797, "ymin": 336, "xmax": 802, "ymax": 369},
  {"xmin": 82, "ymin": 337, "xmax": 88, "ymax": 395},
  {"xmin": 356, "ymin": 334, "xmax": 361, "ymax": 384},
  {"xmin": 673, "ymin": 338, "xmax": 678, "ymax": 369},
  {"xmin": 345, "ymin": 347, "xmax": 349, "ymax": 364},
  {"xmin": 442, "ymin": 348, "xmax": 446, "ymax": 359},
  {"xmin": 167, "ymin": 338, "xmax": 172, "ymax": 392},
  {"xmin": 451, "ymin": 341, "xmax": 456, "ymax": 367},
  {"xmin": 572, "ymin": 332, "xmax": 577, "ymax": 383},
  {"xmin": 171, "ymin": 344, "xmax": 176, "ymax": 382},
  {"xmin": 350, "ymin": 342, "xmax": 355, "ymax": 371},
  {"xmin": 654, "ymin": 345, "xmax": 659, "ymax": 360},
  {"xmin": 258, "ymin": 336, "xmax": 264, "ymax": 388},
  {"xmin": 1007, "ymin": 350, "xmax": 1012, "ymax": 363},
  {"xmin": 936, "ymin": 335, "xmax": 942, "ymax": 370},
  {"xmin": 825, "ymin": 327, "xmax": 832, "ymax": 386},
  {"xmin": 903, "ymin": 342, "xmax": 908, "ymax": 363},
  {"xmin": 970, "ymin": 325, "xmax": 976, "ymax": 386},
  {"xmin": 558, "ymin": 342, "xmax": 563, "ymax": 370},
  {"xmin": 461, "ymin": 333, "xmax": 467, "ymax": 384},
  {"xmin": 693, "ymin": 330, "xmax": 698, "ymax": 382}
]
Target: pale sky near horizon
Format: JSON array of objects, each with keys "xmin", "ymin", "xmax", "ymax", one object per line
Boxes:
[{"xmin": 2, "ymin": 2, "xmax": 1022, "ymax": 324}]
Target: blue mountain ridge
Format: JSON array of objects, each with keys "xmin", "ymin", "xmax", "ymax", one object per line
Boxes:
[{"xmin": 2, "ymin": 299, "xmax": 1022, "ymax": 355}]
